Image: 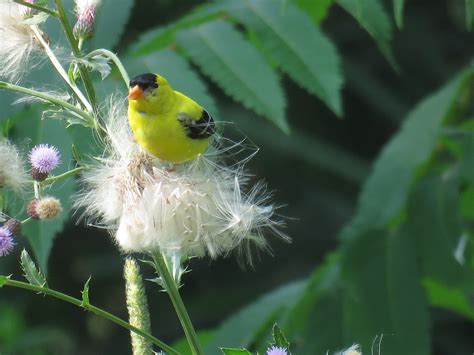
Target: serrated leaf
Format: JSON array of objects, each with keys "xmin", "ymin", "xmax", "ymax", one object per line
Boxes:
[
  {"xmin": 21, "ymin": 12, "xmax": 49, "ymax": 25},
  {"xmin": 81, "ymin": 276, "xmax": 91, "ymax": 307},
  {"xmin": 90, "ymin": 0, "xmax": 134, "ymax": 49},
  {"xmin": 233, "ymin": 1, "xmax": 343, "ymax": 116},
  {"xmin": 20, "ymin": 249, "xmax": 47, "ymax": 287},
  {"xmin": 340, "ymin": 70, "xmax": 473, "ymax": 242},
  {"xmin": 220, "ymin": 348, "xmax": 252, "ymax": 355},
  {"xmin": 423, "ymin": 278, "xmax": 474, "ymax": 320},
  {"xmin": 466, "ymin": 0, "xmax": 474, "ymax": 31},
  {"xmin": 337, "ymin": 0, "xmax": 397, "ymax": 69},
  {"xmin": 130, "ymin": 2, "xmax": 232, "ymax": 56},
  {"xmin": 0, "ymin": 275, "xmax": 10, "ymax": 287},
  {"xmin": 176, "ymin": 20, "xmax": 288, "ymax": 132},
  {"xmin": 393, "ymin": 0, "xmax": 406, "ymax": 29},
  {"xmin": 82, "ymin": 55, "xmax": 111, "ymax": 80},
  {"xmin": 204, "ymin": 281, "xmax": 306, "ymax": 355},
  {"xmin": 293, "ymin": 0, "xmax": 333, "ymax": 24},
  {"xmin": 271, "ymin": 324, "xmax": 289, "ymax": 349},
  {"xmin": 125, "ymin": 49, "xmax": 218, "ymax": 117},
  {"xmin": 12, "ymin": 108, "xmax": 76, "ymax": 273}
]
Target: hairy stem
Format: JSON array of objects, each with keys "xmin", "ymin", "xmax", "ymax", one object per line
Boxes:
[
  {"xmin": 43, "ymin": 167, "xmax": 84, "ymax": 185},
  {"xmin": 0, "ymin": 81, "xmax": 96, "ymax": 128},
  {"xmin": 1, "ymin": 278, "xmax": 179, "ymax": 355},
  {"xmin": 152, "ymin": 251, "xmax": 203, "ymax": 355},
  {"xmin": 86, "ymin": 49, "xmax": 130, "ymax": 88},
  {"xmin": 29, "ymin": 25, "xmax": 93, "ymax": 112},
  {"xmin": 54, "ymin": 0, "xmax": 98, "ymax": 110}
]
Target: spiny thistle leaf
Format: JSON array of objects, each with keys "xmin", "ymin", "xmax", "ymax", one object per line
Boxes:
[
  {"xmin": 233, "ymin": 0, "xmax": 343, "ymax": 116},
  {"xmin": 0, "ymin": 275, "xmax": 10, "ymax": 288},
  {"xmin": 81, "ymin": 276, "xmax": 92, "ymax": 308},
  {"xmin": 272, "ymin": 323, "xmax": 290, "ymax": 349},
  {"xmin": 20, "ymin": 249, "xmax": 47, "ymax": 287},
  {"xmin": 176, "ymin": 19, "xmax": 288, "ymax": 132}
]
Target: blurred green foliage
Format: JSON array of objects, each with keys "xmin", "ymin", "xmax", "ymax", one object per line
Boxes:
[{"xmin": 1, "ymin": 0, "xmax": 474, "ymax": 354}]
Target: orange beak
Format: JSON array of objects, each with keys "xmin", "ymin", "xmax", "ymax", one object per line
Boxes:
[{"xmin": 128, "ymin": 85, "xmax": 144, "ymax": 100}]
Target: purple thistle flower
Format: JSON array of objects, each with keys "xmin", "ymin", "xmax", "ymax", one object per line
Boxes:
[
  {"xmin": 266, "ymin": 346, "xmax": 288, "ymax": 355},
  {"xmin": 0, "ymin": 226, "xmax": 14, "ymax": 257},
  {"xmin": 29, "ymin": 144, "xmax": 61, "ymax": 174}
]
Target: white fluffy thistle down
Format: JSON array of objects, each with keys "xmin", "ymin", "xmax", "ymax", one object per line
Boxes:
[
  {"xmin": 75, "ymin": 97, "xmax": 288, "ymax": 260},
  {"xmin": 0, "ymin": 138, "xmax": 28, "ymax": 191},
  {"xmin": 0, "ymin": 1, "xmax": 37, "ymax": 81}
]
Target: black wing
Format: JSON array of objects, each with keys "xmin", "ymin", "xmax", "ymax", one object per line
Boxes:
[{"xmin": 177, "ymin": 110, "xmax": 215, "ymax": 139}]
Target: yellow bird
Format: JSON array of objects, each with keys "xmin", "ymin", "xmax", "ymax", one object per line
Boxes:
[{"xmin": 128, "ymin": 73, "xmax": 215, "ymax": 163}]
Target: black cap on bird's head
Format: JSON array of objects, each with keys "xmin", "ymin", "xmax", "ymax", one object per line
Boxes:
[{"xmin": 129, "ymin": 73, "xmax": 158, "ymax": 100}]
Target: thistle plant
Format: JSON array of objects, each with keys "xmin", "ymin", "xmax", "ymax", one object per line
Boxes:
[{"xmin": 0, "ymin": 1, "xmax": 367, "ymax": 354}]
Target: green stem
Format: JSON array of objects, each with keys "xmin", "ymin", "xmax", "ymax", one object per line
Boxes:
[
  {"xmin": 43, "ymin": 167, "xmax": 84, "ymax": 185},
  {"xmin": 13, "ymin": 0, "xmax": 58, "ymax": 17},
  {"xmin": 152, "ymin": 251, "xmax": 203, "ymax": 355},
  {"xmin": 86, "ymin": 49, "xmax": 130, "ymax": 88},
  {"xmin": 55, "ymin": 0, "xmax": 98, "ymax": 111},
  {"xmin": 2, "ymin": 278, "xmax": 179, "ymax": 355},
  {"xmin": 29, "ymin": 25, "xmax": 93, "ymax": 112},
  {"xmin": 0, "ymin": 81, "xmax": 96, "ymax": 128}
]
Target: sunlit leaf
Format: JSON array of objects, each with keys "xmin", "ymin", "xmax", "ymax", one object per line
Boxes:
[
  {"xmin": 176, "ymin": 20, "xmax": 288, "ymax": 132},
  {"xmin": 293, "ymin": 0, "xmax": 333, "ymax": 24},
  {"xmin": 393, "ymin": 0, "xmax": 406, "ymax": 29},
  {"xmin": 233, "ymin": 0, "xmax": 343, "ymax": 116}
]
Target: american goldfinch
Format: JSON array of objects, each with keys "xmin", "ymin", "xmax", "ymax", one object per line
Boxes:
[{"xmin": 128, "ymin": 73, "xmax": 215, "ymax": 163}]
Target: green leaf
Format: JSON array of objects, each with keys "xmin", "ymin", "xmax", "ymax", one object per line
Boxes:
[
  {"xmin": 176, "ymin": 20, "xmax": 288, "ymax": 132},
  {"xmin": 460, "ymin": 185, "xmax": 474, "ymax": 219},
  {"xmin": 90, "ymin": 0, "xmax": 134, "ymax": 49},
  {"xmin": 271, "ymin": 324, "xmax": 290, "ymax": 349},
  {"xmin": 405, "ymin": 176, "xmax": 474, "ymax": 290},
  {"xmin": 466, "ymin": 0, "xmax": 474, "ymax": 31},
  {"xmin": 233, "ymin": 1, "xmax": 343, "ymax": 116},
  {"xmin": 129, "ymin": 3, "xmax": 231, "ymax": 56},
  {"xmin": 393, "ymin": 0, "xmax": 406, "ymax": 28},
  {"xmin": 0, "ymin": 275, "xmax": 10, "ymax": 288},
  {"xmin": 284, "ymin": 253, "xmax": 344, "ymax": 353},
  {"xmin": 12, "ymin": 110, "xmax": 76, "ymax": 273},
  {"xmin": 340, "ymin": 70, "xmax": 473, "ymax": 241},
  {"xmin": 125, "ymin": 49, "xmax": 218, "ymax": 117},
  {"xmin": 81, "ymin": 276, "xmax": 91, "ymax": 308},
  {"xmin": 337, "ymin": 0, "xmax": 397, "ymax": 69},
  {"xmin": 423, "ymin": 278, "xmax": 474, "ymax": 320},
  {"xmin": 386, "ymin": 229, "xmax": 430, "ymax": 355},
  {"xmin": 293, "ymin": 0, "xmax": 333, "ymax": 24},
  {"xmin": 20, "ymin": 249, "xmax": 47, "ymax": 287},
  {"xmin": 220, "ymin": 348, "xmax": 252, "ymax": 355},
  {"xmin": 204, "ymin": 281, "xmax": 306, "ymax": 355}
]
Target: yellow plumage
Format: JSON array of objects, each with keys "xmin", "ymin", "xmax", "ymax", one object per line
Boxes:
[{"xmin": 128, "ymin": 73, "xmax": 214, "ymax": 163}]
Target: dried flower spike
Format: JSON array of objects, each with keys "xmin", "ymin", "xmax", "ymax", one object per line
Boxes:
[
  {"xmin": 0, "ymin": 226, "xmax": 15, "ymax": 257},
  {"xmin": 29, "ymin": 144, "xmax": 61, "ymax": 181},
  {"xmin": 73, "ymin": 0, "xmax": 101, "ymax": 40}
]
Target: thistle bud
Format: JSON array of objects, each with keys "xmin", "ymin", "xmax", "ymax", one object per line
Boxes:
[
  {"xmin": 36, "ymin": 197, "xmax": 63, "ymax": 220},
  {"xmin": 4, "ymin": 218, "xmax": 21, "ymax": 235},
  {"xmin": 73, "ymin": 0, "xmax": 101, "ymax": 40},
  {"xmin": 27, "ymin": 198, "xmax": 40, "ymax": 219},
  {"xmin": 28, "ymin": 144, "xmax": 61, "ymax": 181},
  {"xmin": 18, "ymin": 0, "xmax": 37, "ymax": 18},
  {"xmin": 0, "ymin": 226, "xmax": 14, "ymax": 257}
]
